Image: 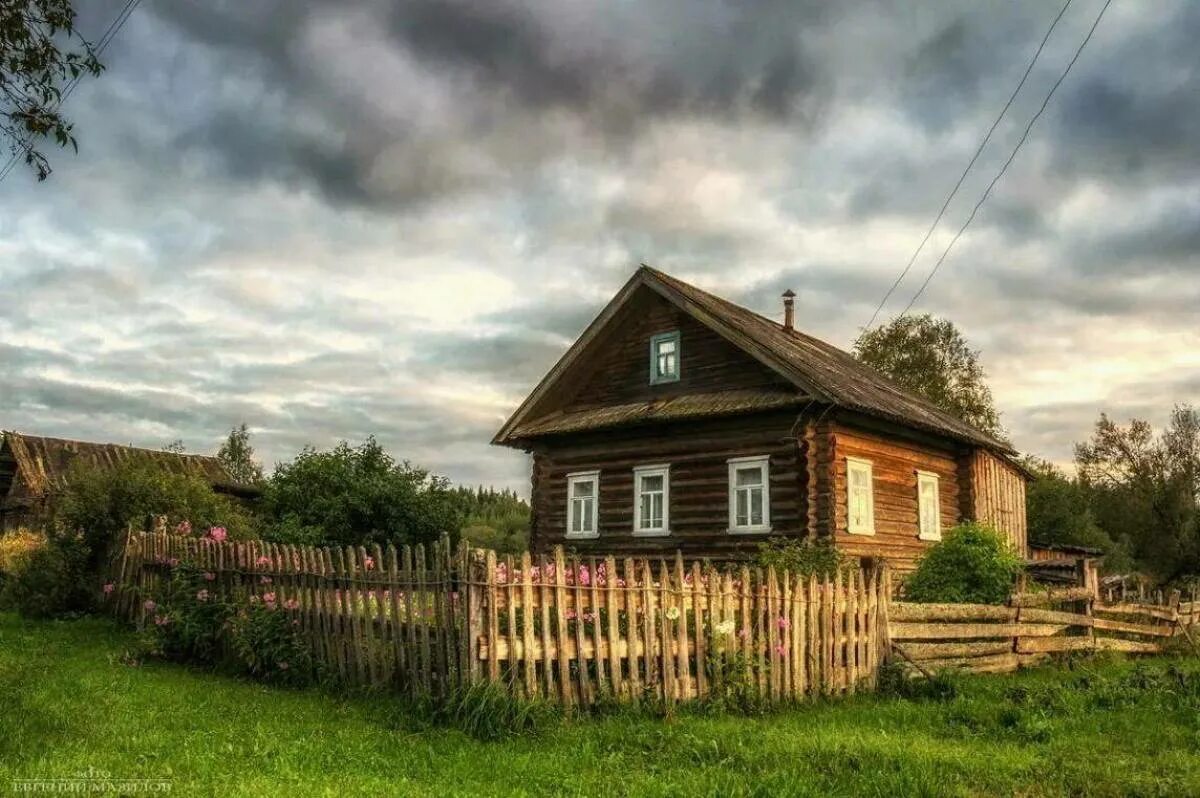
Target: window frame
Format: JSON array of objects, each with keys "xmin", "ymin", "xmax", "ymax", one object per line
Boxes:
[
  {"xmin": 916, "ymin": 470, "xmax": 942, "ymax": 541},
  {"xmin": 632, "ymin": 463, "xmax": 671, "ymax": 536},
  {"xmin": 648, "ymin": 331, "xmax": 681, "ymax": 385},
  {"xmin": 564, "ymin": 470, "xmax": 600, "ymax": 539},
  {"xmin": 845, "ymin": 456, "xmax": 876, "ymax": 536},
  {"xmin": 727, "ymin": 455, "xmax": 772, "ymax": 534}
]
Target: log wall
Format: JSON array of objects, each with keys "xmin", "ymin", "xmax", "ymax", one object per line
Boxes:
[
  {"xmin": 964, "ymin": 449, "xmax": 1028, "ymax": 556},
  {"xmin": 829, "ymin": 421, "xmax": 962, "ymax": 574}
]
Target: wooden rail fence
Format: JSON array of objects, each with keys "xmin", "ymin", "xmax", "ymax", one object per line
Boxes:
[
  {"xmin": 890, "ymin": 586, "xmax": 1197, "ymax": 674},
  {"xmin": 111, "ymin": 533, "xmax": 1199, "ymax": 703}
]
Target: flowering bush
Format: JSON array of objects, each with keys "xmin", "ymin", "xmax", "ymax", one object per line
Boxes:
[
  {"xmin": 142, "ymin": 563, "xmax": 231, "ymax": 664},
  {"xmin": 226, "ymin": 599, "xmax": 314, "ymax": 686}
]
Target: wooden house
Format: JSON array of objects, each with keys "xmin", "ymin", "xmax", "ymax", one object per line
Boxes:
[
  {"xmin": 0, "ymin": 431, "xmax": 258, "ymax": 531},
  {"xmin": 493, "ymin": 266, "xmax": 1029, "ymax": 573}
]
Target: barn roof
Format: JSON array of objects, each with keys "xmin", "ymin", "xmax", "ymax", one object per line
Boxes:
[
  {"xmin": 0, "ymin": 431, "xmax": 255, "ymax": 498},
  {"xmin": 494, "ymin": 265, "xmax": 1013, "ymax": 453}
]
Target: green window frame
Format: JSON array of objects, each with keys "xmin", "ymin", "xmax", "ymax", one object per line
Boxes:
[{"xmin": 649, "ymin": 331, "xmax": 681, "ymax": 385}]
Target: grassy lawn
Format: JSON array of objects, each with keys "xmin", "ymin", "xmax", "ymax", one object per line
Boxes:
[{"xmin": 2, "ymin": 613, "xmax": 1199, "ymax": 797}]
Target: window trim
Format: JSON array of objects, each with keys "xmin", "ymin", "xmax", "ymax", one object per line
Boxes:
[
  {"xmin": 565, "ymin": 470, "xmax": 600, "ymax": 540},
  {"xmin": 632, "ymin": 463, "xmax": 671, "ymax": 536},
  {"xmin": 916, "ymin": 469, "xmax": 942, "ymax": 541},
  {"xmin": 648, "ymin": 331, "xmax": 681, "ymax": 385},
  {"xmin": 845, "ymin": 456, "xmax": 876, "ymax": 536},
  {"xmin": 727, "ymin": 455, "xmax": 772, "ymax": 534}
]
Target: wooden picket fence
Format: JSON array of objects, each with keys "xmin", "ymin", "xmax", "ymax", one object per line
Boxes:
[
  {"xmin": 890, "ymin": 586, "xmax": 1198, "ymax": 674},
  {"xmin": 468, "ymin": 549, "xmax": 890, "ymax": 705},
  {"xmin": 110, "ymin": 532, "xmax": 889, "ymax": 706}
]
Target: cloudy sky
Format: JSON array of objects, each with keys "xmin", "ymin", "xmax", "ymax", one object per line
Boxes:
[{"xmin": 2, "ymin": 0, "xmax": 1197, "ymax": 491}]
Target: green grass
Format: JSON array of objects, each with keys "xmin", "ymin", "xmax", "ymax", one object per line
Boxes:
[{"xmin": 2, "ymin": 613, "xmax": 1200, "ymax": 797}]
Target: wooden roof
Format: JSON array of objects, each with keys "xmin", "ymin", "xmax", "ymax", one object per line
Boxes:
[
  {"xmin": 0, "ymin": 431, "xmax": 251, "ymax": 498},
  {"xmin": 494, "ymin": 266, "xmax": 1013, "ymax": 453}
]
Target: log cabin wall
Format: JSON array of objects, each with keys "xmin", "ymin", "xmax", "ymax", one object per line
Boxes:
[
  {"xmin": 966, "ymin": 449, "xmax": 1029, "ymax": 556},
  {"xmin": 828, "ymin": 420, "xmax": 962, "ymax": 574},
  {"xmin": 528, "ymin": 410, "xmax": 806, "ymax": 558},
  {"xmin": 565, "ymin": 292, "xmax": 792, "ymax": 411}
]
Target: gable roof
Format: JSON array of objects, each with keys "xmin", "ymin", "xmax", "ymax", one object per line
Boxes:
[
  {"xmin": 0, "ymin": 431, "xmax": 254, "ymax": 499},
  {"xmin": 494, "ymin": 266, "xmax": 1013, "ymax": 453}
]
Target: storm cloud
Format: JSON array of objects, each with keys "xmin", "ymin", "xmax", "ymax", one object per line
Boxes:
[{"xmin": 1, "ymin": 0, "xmax": 1197, "ymax": 489}]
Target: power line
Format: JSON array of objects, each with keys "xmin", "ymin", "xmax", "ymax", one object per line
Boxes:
[
  {"xmin": 0, "ymin": 0, "xmax": 143, "ymax": 183},
  {"xmin": 862, "ymin": 0, "xmax": 1075, "ymax": 332},
  {"xmin": 897, "ymin": 0, "xmax": 1114, "ymax": 318}
]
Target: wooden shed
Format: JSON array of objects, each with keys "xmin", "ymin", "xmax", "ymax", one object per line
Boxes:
[
  {"xmin": 0, "ymin": 431, "xmax": 257, "ymax": 531},
  {"xmin": 493, "ymin": 266, "xmax": 1029, "ymax": 573}
]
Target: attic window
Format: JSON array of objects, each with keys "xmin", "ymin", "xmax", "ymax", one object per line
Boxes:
[{"xmin": 649, "ymin": 331, "xmax": 680, "ymax": 384}]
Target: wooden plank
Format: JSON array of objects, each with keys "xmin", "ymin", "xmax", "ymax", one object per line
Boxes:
[
  {"xmin": 659, "ymin": 561, "xmax": 676, "ymax": 705},
  {"xmin": 589, "ymin": 557, "xmax": 606, "ymax": 697},
  {"xmin": 553, "ymin": 547, "xmax": 573, "ymax": 706},
  {"xmin": 1096, "ymin": 603, "xmax": 1178, "ymax": 622},
  {"xmin": 484, "ymin": 549, "xmax": 500, "ymax": 683},
  {"xmin": 1011, "ymin": 588, "xmax": 1094, "ymax": 607},
  {"xmin": 1019, "ymin": 607, "xmax": 1093, "ymax": 626},
  {"xmin": 766, "ymin": 566, "xmax": 780, "ymax": 701},
  {"xmin": 387, "ymin": 545, "xmax": 404, "ymax": 690},
  {"xmin": 571, "ymin": 555, "xmax": 592, "ymax": 704},
  {"xmin": 891, "ymin": 603, "xmax": 1017, "ymax": 622},
  {"xmin": 1016, "ymin": 635, "xmax": 1095, "ymax": 654},
  {"xmin": 675, "ymin": 553, "xmax": 692, "ymax": 700},
  {"xmin": 415, "ymin": 544, "xmax": 433, "ymax": 693},
  {"xmin": 520, "ymin": 552, "xmax": 537, "ymax": 698},
  {"xmin": 505, "ymin": 554, "xmax": 519, "ymax": 693},
  {"xmin": 693, "ymin": 561, "xmax": 709, "ymax": 699},
  {"xmin": 902, "ymin": 640, "xmax": 1015, "ymax": 660},
  {"xmin": 1095, "ymin": 637, "xmax": 1162, "ymax": 654},
  {"xmin": 916, "ymin": 652, "xmax": 1020, "ymax": 672},
  {"xmin": 605, "ymin": 556, "xmax": 623, "ymax": 699},
  {"xmin": 623, "ymin": 557, "xmax": 641, "ymax": 699},
  {"xmin": 642, "ymin": 559, "xmax": 658, "ymax": 698},
  {"xmin": 538, "ymin": 553, "xmax": 556, "ymax": 699},
  {"xmin": 890, "ymin": 622, "xmax": 1067, "ymax": 640},
  {"xmin": 1092, "ymin": 616, "xmax": 1173, "ymax": 637}
]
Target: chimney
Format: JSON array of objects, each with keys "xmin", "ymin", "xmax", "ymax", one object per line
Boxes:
[{"xmin": 781, "ymin": 289, "xmax": 796, "ymax": 332}]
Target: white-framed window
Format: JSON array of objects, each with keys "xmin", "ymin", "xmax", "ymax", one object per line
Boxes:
[
  {"xmin": 917, "ymin": 470, "xmax": 942, "ymax": 541},
  {"xmin": 565, "ymin": 471, "xmax": 600, "ymax": 538},
  {"xmin": 846, "ymin": 457, "xmax": 875, "ymax": 536},
  {"xmin": 633, "ymin": 464, "xmax": 670, "ymax": 535},
  {"xmin": 727, "ymin": 455, "xmax": 771, "ymax": 534},
  {"xmin": 649, "ymin": 331, "xmax": 680, "ymax": 384}
]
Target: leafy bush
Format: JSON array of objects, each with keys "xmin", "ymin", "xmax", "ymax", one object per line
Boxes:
[
  {"xmin": 260, "ymin": 437, "xmax": 462, "ymax": 549},
  {"xmin": 753, "ymin": 537, "xmax": 843, "ymax": 578},
  {"xmin": 904, "ymin": 522, "xmax": 1023, "ymax": 604},
  {"xmin": 226, "ymin": 598, "xmax": 315, "ymax": 686},
  {"xmin": 0, "ymin": 528, "xmax": 45, "ymax": 585},
  {"xmin": 142, "ymin": 563, "xmax": 230, "ymax": 664},
  {"xmin": 0, "ymin": 538, "xmax": 91, "ymax": 618},
  {"xmin": 433, "ymin": 681, "xmax": 558, "ymax": 741},
  {"xmin": 56, "ymin": 458, "xmax": 255, "ymax": 570}
]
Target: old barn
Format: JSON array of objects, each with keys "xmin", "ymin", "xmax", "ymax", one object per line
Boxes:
[
  {"xmin": 0, "ymin": 431, "xmax": 256, "ymax": 531},
  {"xmin": 494, "ymin": 266, "xmax": 1029, "ymax": 573}
]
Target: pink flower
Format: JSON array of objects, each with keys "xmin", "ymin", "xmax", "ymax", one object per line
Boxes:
[
  {"xmin": 566, "ymin": 609, "xmax": 577, "ymax": 621},
  {"xmin": 203, "ymin": 572, "xmax": 216, "ymax": 582},
  {"xmin": 207, "ymin": 526, "xmax": 227, "ymax": 543},
  {"xmin": 154, "ymin": 614, "xmax": 170, "ymax": 627},
  {"xmin": 263, "ymin": 592, "xmax": 277, "ymax": 606},
  {"xmin": 256, "ymin": 556, "xmax": 271, "ymax": 567},
  {"xmin": 363, "ymin": 556, "xmax": 375, "ymax": 571},
  {"xmin": 284, "ymin": 598, "xmax": 300, "ymax": 610},
  {"xmin": 775, "ymin": 644, "xmax": 786, "ymax": 656},
  {"xmin": 196, "ymin": 589, "xmax": 209, "ymax": 602},
  {"xmin": 143, "ymin": 599, "xmax": 157, "ymax": 612},
  {"xmin": 260, "ymin": 576, "xmax": 272, "ymax": 585},
  {"xmin": 737, "ymin": 627, "xmax": 749, "ymax": 639},
  {"xmin": 777, "ymin": 616, "xmax": 790, "ymax": 631},
  {"xmin": 102, "ymin": 583, "xmax": 115, "ymax": 595},
  {"xmin": 168, "ymin": 557, "xmax": 179, "ymax": 567},
  {"xmin": 175, "ymin": 520, "xmax": 192, "ymax": 536},
  {"xmin": 578, "ymin": 565, "xmax": 590, "ymax": 586}
]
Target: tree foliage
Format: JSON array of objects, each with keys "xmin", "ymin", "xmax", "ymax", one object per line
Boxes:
[
  {"xmin": 904, "ymin": 522, "xmax": 1023, "ymax": 605},
  {"xmin": 1021, "ymin": 455, "xmax": 1111, "ymax": 552},
  {"xmin": 259, "ymin": 437, "xmax": 463, "ymax": 549},
  {"xmin": 1, "ymin": 0, "xmax": 103, "ymax": 180},
  {"xmin": 218, "ymin": 424, "xmax": 264, "ymax": 485},
  {"xmin": 1074, "ymin": 406, "xmax": 1200, "ymax": 581},
  {"xmin": 853, "ymin": 314, "xmax": 1004, "ymax": 439},
  {"xmin": 454, "ymin": 486, "xmax": 530, "ymax": 554}
]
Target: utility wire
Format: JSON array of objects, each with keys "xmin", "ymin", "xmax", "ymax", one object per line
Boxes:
[
  {"xmin": 0, "ymin": 0, "xmax": 143, "ymax": 183},
  {"xmin": 897, "ymin": 0, "xmax": 1114, "ymax": 318},
  {"xmin": 862, "ymin": 0, "xmax": 1075, "ymax": 332}
]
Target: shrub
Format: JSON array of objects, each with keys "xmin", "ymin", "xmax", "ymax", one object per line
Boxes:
[
  {"xmin": 0, "ymin": 528, "xmax": 46, "ymax": 584},
  {"xmin": 0, "ymin": 538, "xmax": 91, "ymax": 618},
  {"xmin": 260, "ymin": 438, "xmax": 463, "ymax": 549},
  {"xmin": 142, "ymin": 563, "xmax": 231, "ymax": 664},
  {"xmin": 904, "ymin": 522, "xmax": 1023, "ymax": 605},
  {"xmin": 55, "ymin": 458, "xmax": 255, "ymax": 571},
  {"xmin": 226, "ymin": 599, "xmax": 315, "ymax": 686},
  {"xmin": 753, "ymin": 537, "xmax": 843, "ymax": 578}
]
